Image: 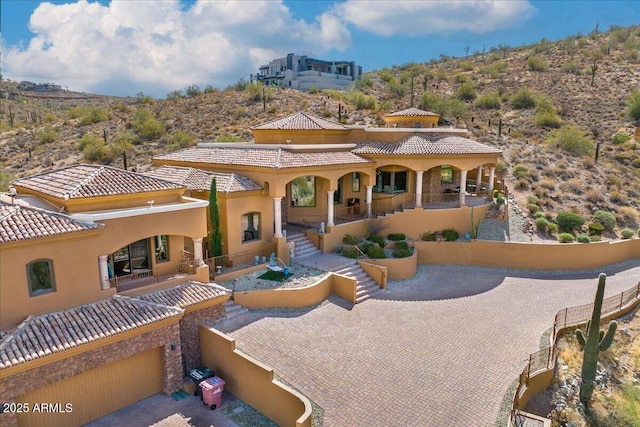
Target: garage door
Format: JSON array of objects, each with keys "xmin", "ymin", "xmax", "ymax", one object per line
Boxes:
[{"xmin": 16, "ymin": 347, "xmax": 162, "ymax": 427}]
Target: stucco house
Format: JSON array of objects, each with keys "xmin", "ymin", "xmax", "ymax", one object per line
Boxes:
[{"xmin": 0, "ymin": 165, "xmax": 230, "ymax": 427}]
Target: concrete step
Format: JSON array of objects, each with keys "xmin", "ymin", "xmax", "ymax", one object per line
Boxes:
[
  {"xmin": 224, "ymin": 300, "xmax": 250, "ymax": 322},
  {"xmin": 330, "ymin": 263, "xmax": 381, "ymax": 304}
]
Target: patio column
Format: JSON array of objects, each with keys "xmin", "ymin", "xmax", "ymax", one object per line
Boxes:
[
  {"xmin": 273, "ymin": 197, "xmax": 283, "ymax": 237},
  {"xmin": 459, "ymin": 170, "xmax": 468, "ymax": 206},
  {"xmin": 366, "ymin": 185, "xmax": 373, "ymax": 217},
  {"xmin": 192, "ymin": 237, "xmax": 204, "ymax": 266},
  {"xmin": 415, "ymin": 170, "xmax": 424, "ymax": 207},
  {"xmin": 327, "ymin": 191, "xmax": 335, "ymax": 226},
  {"xmin": 488, "ymin": 167, "xmax": 496, "ymax": 193},
  {"xmin": 98, "ymin": 255, "xmax": 110, "ymax": 290},
  {"xmin": 476, "ymin": 166, "xmax": 483, "ymax": 191}
]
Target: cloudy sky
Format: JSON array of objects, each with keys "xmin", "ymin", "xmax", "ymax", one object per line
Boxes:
[{"xmin": 1, "ymin": 1, "xmax": 638, "ymax": 97}]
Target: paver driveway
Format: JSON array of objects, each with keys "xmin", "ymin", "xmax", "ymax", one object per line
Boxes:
[{"xmin": 219, "ymin": 260, "xmax": 639, "ymax": 427}]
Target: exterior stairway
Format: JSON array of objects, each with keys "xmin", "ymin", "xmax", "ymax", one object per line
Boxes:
[
  {"xmin": 287, "ymin": 232, "xmax": 322, "ymax": 259},
  {"xmin": 331, "ymin": 263, "xmax": 382, "ymax": 304}
]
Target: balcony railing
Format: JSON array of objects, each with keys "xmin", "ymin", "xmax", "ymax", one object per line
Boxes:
[
  {"xmin": 203, "ymin": 243, "xmax": 277, "ymax": 277},
  {"xmin": 109, "ymin": 262, "xmax": 196, "ymax": 292}
]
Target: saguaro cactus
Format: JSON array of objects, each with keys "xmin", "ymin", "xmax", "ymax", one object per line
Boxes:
[{"xmin": 575, "ymin": 273, "xmax": 617, "ymax": 406}]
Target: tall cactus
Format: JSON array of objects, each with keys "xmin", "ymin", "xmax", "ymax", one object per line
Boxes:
[{"xmin": 575, "ymin": 273, "xmax": 617, "ymax": 406}]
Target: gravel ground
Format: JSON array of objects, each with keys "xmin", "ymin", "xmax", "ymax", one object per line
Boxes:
[
  {"xmin": 219, "ymin": 265, "xmax": 327, "ymax": 292},
  {"xmin": 477, "ymin": 204, "xmax": 533, "ymax": 242}
]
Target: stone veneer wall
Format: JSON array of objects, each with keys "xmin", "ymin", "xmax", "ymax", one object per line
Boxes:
[
  {"xmin": 180, "ymin": 303, "xmax": 225, "ymax": 372},
  {"xmin": 0, "ymin": 323, "xmax": 182, "ymax": 427}
]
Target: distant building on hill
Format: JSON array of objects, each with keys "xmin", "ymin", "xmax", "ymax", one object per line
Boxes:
[
  {"xmin": 252, "ymin": 53, "xmax": 362, "ymax": 91},
  {"xmin": 19, "ymin": 81, "xmax": 62, "ymax": 92}
]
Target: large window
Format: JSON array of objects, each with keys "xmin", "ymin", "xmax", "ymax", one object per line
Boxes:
[
  {"xmin": 441, "ymin": 166, "xmax": 453, "ymax": 185},
  {"xmin": 352, "ymin": 172, "xmax": 360, "ymax": 192},
  {"xmin": 111, "ymin": 238, "xmax": 150, "ymax": 277},
  {"xmin": 291, "ymin": 176, "xmax": 316, "ymax": 207},
  {"xmin": 375, "ymin": 170, "xmax": 408, "ymax": 193},
  {"xmin": 27, "ymin": 259, "xmax": 55, "ymax": 296},
  {"xmin": 242, "ymin": 212, "xmax": 261, "ymax": 243}
]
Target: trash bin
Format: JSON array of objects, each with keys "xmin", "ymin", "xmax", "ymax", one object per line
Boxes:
[
  {"xmin": 190, "ymin": 367, "xmax": 215, "ymax": 396},
  {"xmin": 200, "ymin": 376, "xmax": 226, "ymax": 410}
]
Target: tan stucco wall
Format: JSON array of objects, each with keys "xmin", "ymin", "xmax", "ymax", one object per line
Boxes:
[
  {"xmin": 252, "ymin": 128, "xmax": 350, "ymax": 145},
  {"xmin": 385, "ymin": 115, "xmax": 439, "ymax": 128},
  {"xmin": 415, "ymin": 239, "xmax": 640, "ymax": 270},
  {"xmin": 358, "ymin": 261, "xmax": 388, "ymax": 289},
  {"xmin": 200, "ymin": 326, "xmax": 312, "ymax": 427},
  {"xmin": 233, "ymin": 273, "xmax": 356, "ymax": 309},
  {"xmin": 363, "ymin": 248, "xmax": 418, "ymax": 281}
]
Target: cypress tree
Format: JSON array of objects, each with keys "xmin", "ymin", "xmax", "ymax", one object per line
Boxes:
[{"xmin": 208, "ymin": 178, "xmax": 223, "ymax": 258}]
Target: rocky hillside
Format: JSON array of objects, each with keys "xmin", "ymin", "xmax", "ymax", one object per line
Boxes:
[{"xmin": 1, "ymin": 25, "xmax": 639, "ymax": 234}]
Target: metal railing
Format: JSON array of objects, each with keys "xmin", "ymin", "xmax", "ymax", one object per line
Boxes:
[
  {"xmin": 203, "ymin": 243, "xmax": 277, "ymax": 276},
  {"xmin": 109, "ymin": 262, "xmax": 196, "ymax": 291},
  {"xmin": 509, "ymin": 282, "xmax": 640, "ymax": 426}
]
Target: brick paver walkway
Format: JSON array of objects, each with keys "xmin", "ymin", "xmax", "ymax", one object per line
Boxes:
[{"xmin": 222, "ymin": 259, "xmax": 639, "ymax": 427}]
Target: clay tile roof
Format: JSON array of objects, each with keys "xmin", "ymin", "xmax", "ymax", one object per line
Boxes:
[
  {"xmin": 144, "ymin": 166, "xmax": 262, "ymax": 193},
  {"xmin": 386, "ymin": 108, "xmax": 439, "ymax": 117},
  {"xmin": 0, "ymin": 296, "xmax": 181, "ymax": 369},
  {"xmin": 155, "ymin": 147, "xmax": 372, "ymax": 169},
  {"xmin": 252, "ymin": 112, "xmax": 347, "ymax": 130},
  {"xmin": 11, "ymin": 164, "xmax": 184, "ymax": 200},
  {"xmin": 135, "ymin": 281, "xmax": 228, "ymax": 309},
  {"xmin": 0, "ymin": 201, "xmax": 102, "ymax": 243},
  {"xmin": 352, "ymin": 134, "xmax": 502, "ymax": 156}
]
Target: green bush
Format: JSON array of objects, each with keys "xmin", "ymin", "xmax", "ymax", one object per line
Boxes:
[
  {"xmin": 169, "ymin": 130, "xmax": 197, "ymax": 148},
  {"xmin": 77, "ymin": 135, "xmax": 116, "ymax": 164},
  {"xmin": 395, "ymin": 241, "xmax": 409, "ymax": 250},
  {"xmin": 474, "ymin": 92, "xmax": 501, "ymax": 109},
  {"xmin": 548, "ymin": 223, "xmax": 558, "ymax": 234},
  {"xmin": 535, "ymin": 217, "xmax": 550, "ymax": 232},
  {"xmin": 456, "ymin": 81, "xmax": 476, "ymax": 101},
  {"xmin": 113, "ymin": 131, "xmax": 140, "ymax": 146},
  {"xmin": 536, "ymin": 110, "xmax": 561, "ymax": 128},
  {"xmin": 387, "ymin": 233, "xmax": 406, "ymax": 241},
  {"xmin": 342, "ymin": 247, "xmax": 357, "ymax": 258},
  {"xmin": 358, "ymin": 242, "xmax": 374, "ymax": 254},
  {"xmin": 527, "ymin": 55, "xmax": 548, "ymax": 71},
  {"xmin": 442, "ymin": 229, "xmax": 459, "ymax": 241},
  {"xmin": 510, "ymin": 87, "xmax": 536, "ymax": 109},
  {"xmin": 342, "ymin": 234, "xmax": 359, "ymax": 245},
  {"xmin": 348, "ymin": 90, "xmax": 378, "ymax": 110},
  {"xmin": 35, "ymin": 126, "xmax": 56, "ymax": 144},
  {"xmin": 513, "ymin": 164, "xmax": 530, "ymax": 179},
  {"xmin": 534, "ymin": 211, "xmax": 546, "ymax": 219},
  {"xmin": 558, "ymin": 233, "xmax": 575, "ymax": 243},
  {"xmin": 546, "ymin": 125, "xmax": 594, "ymax": 156},
  {"xmin": 612, "ymin": 131, "xmax": 631, "ymax": 145},
  {"xmin": 633, "ymin": 158, "xmax": 640, "ymax": 168},
  {"xmin": 421, "ymin": 232, "xmax": 437, "ymax": 241},
  {"xmin": 527, "ymin": 203, "xmax": 540, "ymax": 214},
  {"xmin": 626, "ymin": 88, "xmax": 640, "ymax": 120},
  {"xmin": 556, "ymin": 211, "xmax": 585, "ymax": 233},
  {"xmin": 368, "ymin": 234, "xmax": 386, "ymax": 247},
  {"xmin": 561, "ymin": 60, "xmax": 582, "ymax": 75},
  {"xmin": 588, "ymin": 222, "xmax": 605, "ymax": 236},
  {"xmin": 366, "ymin": 245, "xmax": 387, "ymax": 259},
  {"xmin": 392, "ymin": 248, "xmax": 413, "ymax": 258},
  {"xmin": 131, "ymin": 108, "xmax": 165, "ymax": 141},
  {"xmin": 526, "ymin": 195, "xmax": 540, "ymax": 205},
  {"xmin": 593, "ymin": 210, "xmax": 617, "ymax": 230},
  {"xmin": 334, "ymin": 245, "xmax": 344, "ymax": 254},
  {"xmin": 620, "ymin": 228, "xmax": 635, "ymax": 239},
  {"xmin": 577, "ymin": 234, "xmax": 591, "ymax": 243},
  {"xmin": 79, "ymin": 107, "xmax": 108, "ymax": 125}
]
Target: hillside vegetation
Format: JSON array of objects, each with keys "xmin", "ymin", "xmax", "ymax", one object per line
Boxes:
[{"xmin": 1, "ymin": 25, "xmax": 639, "ymax": 236}]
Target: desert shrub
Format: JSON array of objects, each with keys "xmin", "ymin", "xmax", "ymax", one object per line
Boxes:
[
  {"xmin": 395, "ymin": 241, "xmax": 409, "ymax": 250},
  {"xmin": 626, "ymin": 88, "xmax": 640, "ymax": 120},
  {"xmin": 588, "ymin": 222, "xmax": 605, "ymax": 236},
  {"xmin": 169, "ymin": 130, "xmax": 197, "ymax": 148},
  {"xmin": 474, "ymin": 92, "xmax": 501, "ymax": 109},
  {"xmin": 131, "ymin": 108, "xmax": 165, "ymax": 141},
  {"xmin": 442, "ymin": 229, "xmax": 459, "ymax": 241},
  {"xmin": 456, "ymin": 81, "xmax": 476, "ymax": 101},
  {"xmin": 527, "ymin": 203, "xmax": 540, "ymax": 214},
  {"xmin": 77, "ymin": 135, "xmax": 116, "ymax": 164},
  {"xmin": 558, "ymin": 233, "xmax": 575, "ymax": 243},
  {"xmin": 343, "ymin": 234, "xmax": 359, "ymax": 245},
  {"xmin": 348, "ymin": 91, "xmax": 377, "ymax": 110},
  {"xmin": 333, "ymin": 245, "xmax": 344, "ymax": 254},
  {"xmin": 556, "ymin": 211, "xmax": 585, "ymax": 233},
  {"xmin": 216, "ymin": 133, "xmax": 243, "ymax": 142},
  {"xmin": 393, "ymin": 248, "xmax": 413, "ymax": 258},
  {"xmin": 453, "ymin": 73, "xmax": 468, "ymax": 83},
  {"xmin": 113, "ymin": 131, "xmax": 140, "ymax": 146},
  {"xmin": 619, "ymin": 206, "xmax": 639, "ymax": 228},
  {"xmin": 510, "ymin": 87, "xmax": 536, "ymax": 109},
  {"xmin": 341, "ymin": 247, "xmax": 357, "ymax": 258},
  {"xmin": 620, "ymin": 228, "xmax": 635, "ymax": 239},
  {"xmin": 535, "ymin": 217, "xmax": 550, "ymax": 232},
  {"xmin": 35, "ymin": 126, "xmax": 56, "ymax": 144},
  {"xmin": 632, "ymin": 158, "xmax": 640, "ymax": 168},
  {"xmin": 459, "ymin": 60, "xmax": 474, "ymax": 71},
  {"xmin": 366, "ymin": 245, "xmax": 386, "ymax": 259},
  {"xmin": 358, "ymin": 242, "xmax": 374, "ymax": 253},
  {"xmin": 368, "ymin": 234, "xmax": 386, "ymax": 247},
  {"xmin": 561, "ymin": 60, "xmax": 582, "ymax": 74},
  {"xmin": 512, "ymin": 164, "xmax": 530, "ymax": 179},
  {"xmin": 79, "ymin": 107, "xmax": 108, "ymax": 125},
  {"xmin": 547, "ymin": 223, "xmax": 558, "ymax": 235},
  {"xmin": 536, "ymin": 110, "xmax": 561, "ymax": 128},
  {"xmin": 421, "ymin": 232, "xmax": 437, "ymax": 241},
  {"xmin": 527, "ymin": 55, "xmax": 548, "ymax": 71},
  {"xmin": 546, "ymin": 125, "xmax": 594, "ymax": 156},
  {"xmin": 576, "ymin": 234, "xmax": 591, "ymax": 243},
  {"xmin": 612, "ymin": 131, "xmax": 631, "ymax": 145},
  {"xmin": 593, "ymin": 210, "xmax": 617, "ymax": 230},
  {"xmin": 387, "ymin": 233, "xmax": 406, "ymax": 241},
  {"xmin": 534, "ymin": 211, "xmax": 546, "ymax": 219}
]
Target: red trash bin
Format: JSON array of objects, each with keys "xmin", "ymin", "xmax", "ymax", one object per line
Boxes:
[{"xmin": 200, "ymin": 376, "xmax": 225, "ymax": 410}]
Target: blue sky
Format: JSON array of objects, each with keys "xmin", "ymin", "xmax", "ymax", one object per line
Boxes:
[{"xmin": 1, "ymin": 1, "xmax": 638, "ymax": 97}]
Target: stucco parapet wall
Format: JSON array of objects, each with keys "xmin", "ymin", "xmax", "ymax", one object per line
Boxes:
[
  {"xmin": 347, "ymin": 126, "xmax": 469, "ymax": 136},
  {"xmin": 69, "ymin": 196, "xmax": 208, "ymax": 221},
  {"xmin": 232, "ymin": 273, "xmax": 357, "ymax": 309},
  {"xmin": 359, "ymin": 247, "xmax": 417, "ymax": 281},
  {"xmin": 197, "ymin": 142, "xmax": 358, "ymax": 151}
]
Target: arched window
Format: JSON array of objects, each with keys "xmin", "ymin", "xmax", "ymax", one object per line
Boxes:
[{"xmin": 27, "ymin": 259, "xmax": 56, "ymax": 296}]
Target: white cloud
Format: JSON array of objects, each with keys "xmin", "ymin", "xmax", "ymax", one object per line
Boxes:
[
  {"xmin": 333, "ymin": 0, "xmax": 535, "ymax": 36},
  {"xmin": 3, "ymin": 0, "xmax": 352, "ymax": 97}
]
